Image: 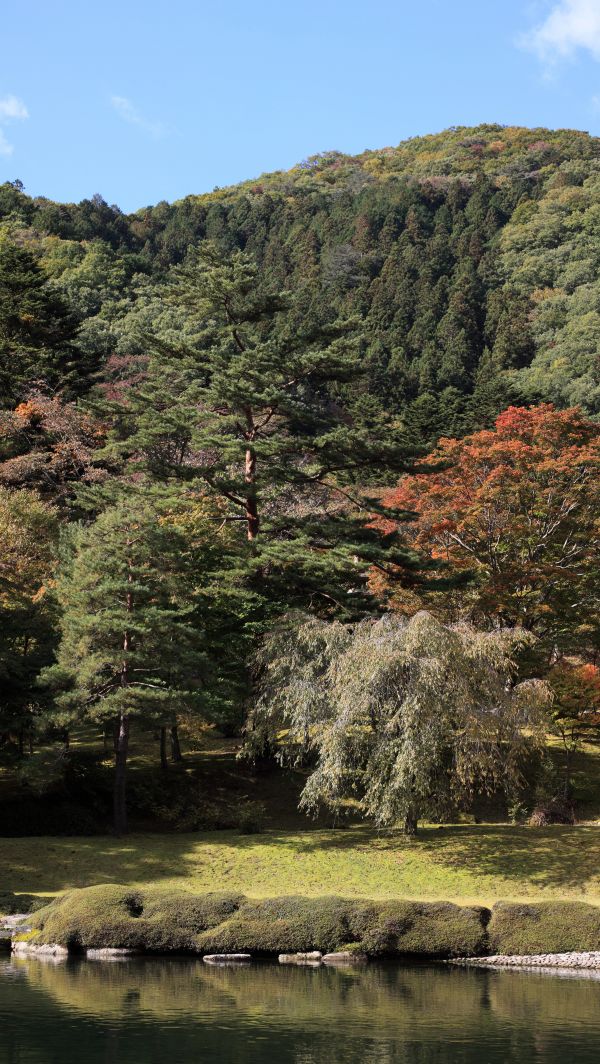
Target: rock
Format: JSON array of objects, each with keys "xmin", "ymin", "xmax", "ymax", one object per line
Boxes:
[
  {"xmin": 322, "ymin": 951, "xmax": 367, "ymax": 965},
  {"xmin": 86, "ymin": 948, "xmax": 139, "ymax": 960},
  {"xmin": 12, "ymin": 941, "xmax": 68, "ymax": 958},
  {"xmin": 0, "ymin": 931, "xmax": 13, "ymax": 951},
  {"xmin": 1, "ymin": 915, "xmax": 32, "ymax": 931},
  {"xmin": 279, "ymin": 951, "xmax": 322, "ymax": 964},
  {"xmin": 203, "ymin": 953, "xmax": 252, "ymax": 965}
]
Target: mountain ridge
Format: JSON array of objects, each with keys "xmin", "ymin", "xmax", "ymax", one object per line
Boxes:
[{"xmin": 2, "ymin": 122, "xmax": 600, "ymax": 436}]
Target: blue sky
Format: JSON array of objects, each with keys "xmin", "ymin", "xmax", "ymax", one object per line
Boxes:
[{"xmin": 2, "ymin": 0, "xmax": 600, "ymax": 212}]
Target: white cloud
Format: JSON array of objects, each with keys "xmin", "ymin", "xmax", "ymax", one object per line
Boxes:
[
  {"xmin": 0, "ymin": 94, "xmax": 28, "ymax": 155},
  {"xmin": 521, "ymin": 0, "xmax": 600, "ymax": 62},
  {"xmin": 110, "ymin": 95, "xmax": 165, "ymax": 138},
  {"xmin": 0, "ymin": 94, "xmax": 29, "ymax": 120}
]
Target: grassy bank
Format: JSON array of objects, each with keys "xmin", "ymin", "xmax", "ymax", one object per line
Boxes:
[{"xmin": 2, "ymin": 823, "xmax": 599, "ymax": 907}]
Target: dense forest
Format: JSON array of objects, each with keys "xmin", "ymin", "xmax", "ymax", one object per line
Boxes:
[{"xmin": 1, "ymin": 124, "xmax": 599, "ymax": 835}]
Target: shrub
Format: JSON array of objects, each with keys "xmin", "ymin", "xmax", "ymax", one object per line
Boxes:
[
  {"xmin": 128, "ymin": 776, "xmax": 266, "ymax": 833},
  {"xmin": 351, "ymin": 901, "xmax": 489, "ymax": 957},
  {"xmin": 31, "ymin": 886, "xmax": 489, "ymax": 957},
  {"xmin": 196, "ymin": 896, "xmax": 355, "ymax": 954},
  {"xmin": 33, "ymin": 888, "xmax": 600, "ymax": 958},
  {"xmin": 31, "ymin": 886, "xmax": 245, "ymax": 952},
  {"xmin": 237, "ymin": 801, "xmax": 267, "ymax": 835},
  {"xmin": 489, "ymin": 902, "xmax": 600, "ymax": 954},
  {"xmin": 0, "ymin": 892, "xmax": 53, "ymax": 915},
  {"xmin": 0, "ymin": 798, "xmax": 106, "ymax": 836},
  {"xmin": 528, "ymin": 798, "xmax": 575, "ymax": 826}
]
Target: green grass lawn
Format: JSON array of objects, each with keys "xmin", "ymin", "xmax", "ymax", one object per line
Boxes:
[{"xmin": 2, "ymin": 822, "xmax": 599, "ymax": 907}]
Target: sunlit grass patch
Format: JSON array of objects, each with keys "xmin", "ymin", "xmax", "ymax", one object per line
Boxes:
[{"xmin": 2, "ymin": 823, "xmax": 599, "ymax": 908}]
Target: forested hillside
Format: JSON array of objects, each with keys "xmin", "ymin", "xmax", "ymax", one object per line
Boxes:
[
  {"xmin": 1, "ymin": 124, "xmax": 600, "ymax": 837},
  {"xmin": 2, "ymin": 123, "xmax": 600, "ymax": 436}
]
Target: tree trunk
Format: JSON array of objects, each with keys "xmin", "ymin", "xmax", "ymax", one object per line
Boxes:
[
  {"xmin": 18, "ymin": 728, "xmax": 24, "ymax": 758},
  {"xmin": 170, "ymin": 725, "xmax": 183, "ymax": 763},
  {"xmin": 245, "ymin": 447, "xmax": 259, "ymax": 540},
  {"xmin": 115, "ymin": 559, "xmax": 134, "ymax": 835},
  {"xmin": 114, "ymin": 711, "xmax": 130, "ymax": 835},
  {"xmin": 403, "ymin": 805, "xmax": 418, "ymax": 836},
  {"xmin": 160, "ymin": 727, "xmax": 168, "ymax": 771},
  {"xmin": 564, "ymin": 747, "xmax": 573, "ymax": 800}
]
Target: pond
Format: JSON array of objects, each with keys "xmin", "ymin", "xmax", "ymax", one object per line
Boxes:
[{"xmin": 1, "ymin": 955, "xmax": 599, "ymax": 1063}]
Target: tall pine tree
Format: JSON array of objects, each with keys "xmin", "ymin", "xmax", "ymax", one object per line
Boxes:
[{"xmin": 106, "ymin": 244, "xmax": 428, "ymax": 617}]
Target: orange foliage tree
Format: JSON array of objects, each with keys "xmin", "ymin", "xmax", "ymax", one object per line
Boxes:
[
  {"xmin": 0, "ymin": 392, "xmax": 105, "ymax": 504},
  {"xmin": 379, "ymin": 405, "xmax": 600, "ymax": 652}
]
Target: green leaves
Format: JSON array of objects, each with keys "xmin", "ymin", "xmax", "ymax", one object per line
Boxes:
[
  {"xmin": 104, "ymin": 242, "xmax": 427, "ymax": 618},
  {"xmin": 0, "ymin": 230, "xmax": 79, "ymax": 407},
  {"xmin": 48, "ymin": 496, "xmax": 207, "ymax": 729},
  {"xmin": 248, "ymin": 611, "xmax": 548, "ymax": 832}
]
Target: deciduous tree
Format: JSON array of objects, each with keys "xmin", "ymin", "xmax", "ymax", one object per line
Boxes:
[
  {"xmin": 0, "ymin": 486, "xmax": 58, "ymax": 750},
  {"xmin": 246, "ymin": 611, "xmax": 548, "ymax": 834},
  {"xmin": 547, "ymin": 663, "xmax": 600, "ymax": 797},
  {"xmin": 379, "ymin": 406, "xmax": 600, "ymax": 652}
]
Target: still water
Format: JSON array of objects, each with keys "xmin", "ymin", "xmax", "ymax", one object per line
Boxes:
[{"xmin": 1, "ymin": 955, "xmax": 599, "ymax": 1063}]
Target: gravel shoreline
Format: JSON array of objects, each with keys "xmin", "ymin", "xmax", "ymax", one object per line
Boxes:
[{"xmin": 451, "ymin": 951, "xmax": 600, "ymax": 971}]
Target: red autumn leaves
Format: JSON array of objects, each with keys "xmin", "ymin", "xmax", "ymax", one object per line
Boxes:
[{"xmin": 377, "ymin": 405, "xmax": 600, "ymax": 642}]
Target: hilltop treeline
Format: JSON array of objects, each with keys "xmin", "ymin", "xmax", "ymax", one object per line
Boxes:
[{"xmin": 2, "ymin": 124, "xmax": 600, "ymax": 435}]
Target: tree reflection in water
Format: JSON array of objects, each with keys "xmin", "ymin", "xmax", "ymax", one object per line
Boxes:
[{"xmin": 0, "ymin": 957, "xmax": 599, "ymax": 1063}]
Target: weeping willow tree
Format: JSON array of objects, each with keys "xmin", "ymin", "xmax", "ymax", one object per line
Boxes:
[{"xmin": 245, "ymin": 611, "xmax": 549, "ymax": 834}]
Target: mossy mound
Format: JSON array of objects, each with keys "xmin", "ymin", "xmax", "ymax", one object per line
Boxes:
[
  {"xmin": 31, "ymin": 885, "xmax": 244, "ymax": 952},
  {"xmin": 489, "ymin": 902, "xmax": 600, "ymax": 954},
  {"xmin": 30, "ymin": 886, "xmax": 488, "ymax": 957},
  {"xmin": 353, "ymin": 901, "xmax": 490, "ymax": 957},
  {"xmin": 196, "ymin": 896, "xmax": 487, "ymax": 957}
]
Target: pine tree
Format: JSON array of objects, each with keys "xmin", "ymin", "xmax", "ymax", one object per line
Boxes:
[
  {"xmin": 107, "ymin": 244, "xmax": 428, "ymax": 617},
  {"xmin": 45, "ymin": 496, "xmax": 206, "ymax": 833},
  {"xmin": 468, "ymin": 347, "xmax": 510, "ymax": 429},
  {"xmin": 0, "ymin": 231, "xmax": 78, "ymax": 407}
]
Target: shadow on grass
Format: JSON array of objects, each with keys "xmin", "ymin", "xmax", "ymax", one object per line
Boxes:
[
  {"xmin": 417, "ymin": 824, "xmax": 600, "ymax": 895},
  {"xmin": 2, "ymin": 821, "xmax": 599, "ymax": 899}
]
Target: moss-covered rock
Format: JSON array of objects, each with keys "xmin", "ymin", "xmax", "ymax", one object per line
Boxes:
[{"xmin": 489, "ymin": 902, "xmax": 600, "ymax": 955}]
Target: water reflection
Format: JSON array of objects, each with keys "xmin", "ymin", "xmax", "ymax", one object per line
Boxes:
[{"xmin": 1, "ymin": 956, "xmax": 599, "ymax": 1063}]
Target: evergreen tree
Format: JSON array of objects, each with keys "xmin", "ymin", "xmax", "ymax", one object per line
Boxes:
[
  {"xmin": 45, "ymin": 496, "xmax": 206, "ymax": 833},
  {"xmin": 0, "ymin": 231, "xmax": 79, "ymax": 407},
  {"xmin": 468, "ymin": 347, "xmax": 510, "ymax": 429},
  {"xmin": 107, "ymin": 244, "xmax": 427, "ymax": 617}
]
